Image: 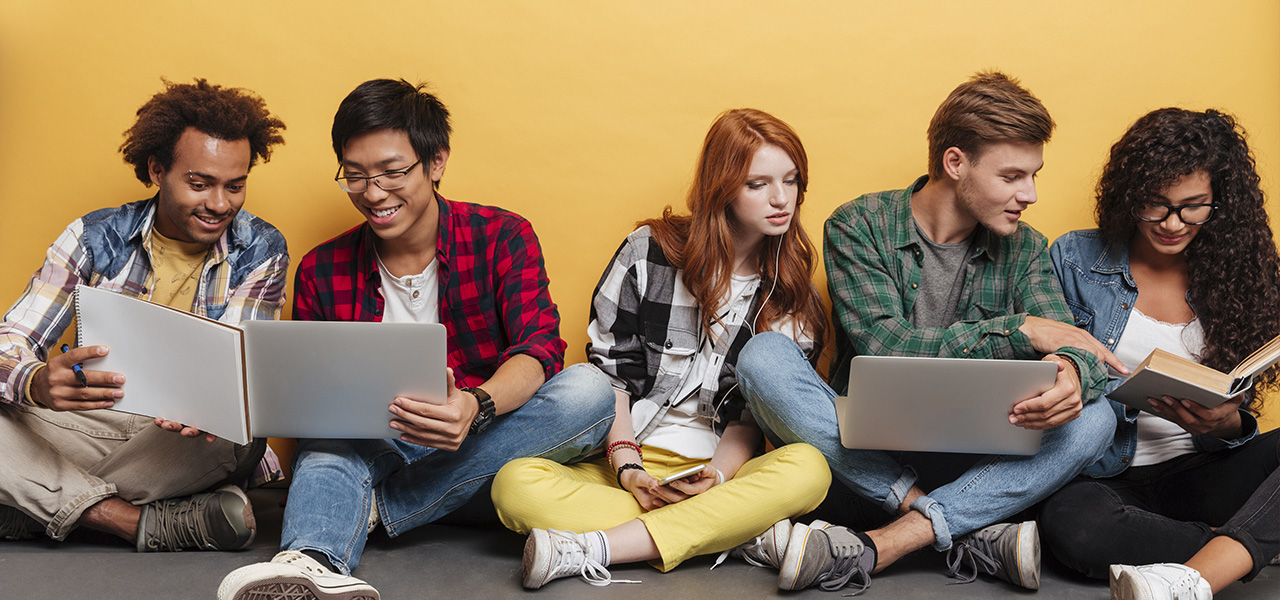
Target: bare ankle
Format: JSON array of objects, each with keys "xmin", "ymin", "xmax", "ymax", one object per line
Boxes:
[
  {"xmin": 867, "ymin": 511, "xmax": 934, "ymax": 573},
  {"xmin": 80, "ymin": 497, "xmax": 140, "ymax": 542}
]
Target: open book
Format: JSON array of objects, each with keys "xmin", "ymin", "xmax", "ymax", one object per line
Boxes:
[
  {"xmin": 1108, "ymin": 333, "xmax": 1280, "ymax": 413},
  {"xmin": 73, "ymin": 285, "xmax": 447, "ymax": 444}
]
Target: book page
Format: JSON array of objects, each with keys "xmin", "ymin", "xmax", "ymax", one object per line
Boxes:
[
  {"xmin": 1229, "ymin": 333, "xmax": 1280, "ymax": 380},
  {"xmin": 74, "ymin": 285, "xmax": 250, "ymax": 444}
]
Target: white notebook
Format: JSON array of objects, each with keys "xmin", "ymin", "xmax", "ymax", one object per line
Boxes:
[{"xmin": 73, "ymin": 285, "xmax": 447, "ymax": 444}]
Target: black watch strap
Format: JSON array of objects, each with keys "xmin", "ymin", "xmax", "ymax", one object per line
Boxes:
[{"xmin": 463, "ymin": 387, "xmax": 495, "ymax": 434}]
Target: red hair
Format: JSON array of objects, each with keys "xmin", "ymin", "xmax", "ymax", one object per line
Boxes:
[{"xmin": 641, "ymin": 108, "xmax": 827, "ymax": 355}]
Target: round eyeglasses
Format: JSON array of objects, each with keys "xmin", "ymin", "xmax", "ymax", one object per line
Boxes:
[
  {"xmin": 1133, "ymin": 200, "xmax": 1218, "ymax": 225},
  {"xmin": 334, "ymin": 159, "xmax": 422, "ymax": 193}
]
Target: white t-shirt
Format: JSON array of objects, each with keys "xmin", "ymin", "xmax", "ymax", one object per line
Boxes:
[
  {"xmin": 376, "ymin": 253, "xmax": 440, "ymax": 325},
  {"xmin": 1112, "ymin": 308, "xmax": 1202, "ymax": 466},
  {"xmin": 642, "ymin": 273, "xmax": 760, "ymax": 459}
]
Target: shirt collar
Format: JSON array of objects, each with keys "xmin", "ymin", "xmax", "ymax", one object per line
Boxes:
[
  {"xmin": 358, "ymin": 192, "xmax": 451, "ymax": 285},
  {"xmin": 897, "ymin": 175, "xmax": 997, "ymax": 261}
]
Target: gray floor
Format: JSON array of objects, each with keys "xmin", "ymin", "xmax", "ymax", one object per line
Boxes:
[{"xmin": 1, "ymin": 489, "xmax": 1274, "ymax": 599}]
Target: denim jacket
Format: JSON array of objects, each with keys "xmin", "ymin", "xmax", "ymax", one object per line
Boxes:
[{"xmin": 1049, "ymin": 229, "xmax": 1258, "ymax": 477}]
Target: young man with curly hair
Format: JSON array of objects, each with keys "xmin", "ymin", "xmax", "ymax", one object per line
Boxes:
[
  {"xmin": 735, "ymin": 72, "xmax": 1125, "ymax": 593},
  {"xmin": 0, "ymin": 79, "xmax": 288, "ymax": 552},
  {"xmin": 217, "ymin": 79, "xmax": 614, "ymax": 600}
]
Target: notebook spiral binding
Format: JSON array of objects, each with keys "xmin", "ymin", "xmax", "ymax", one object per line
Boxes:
[{"xmin": 73, "ymin": 285, "xmax": 85, "ymax": 349}]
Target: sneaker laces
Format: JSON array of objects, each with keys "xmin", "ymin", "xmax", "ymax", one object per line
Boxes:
[
  {"xmin": 546, "ymin": 530, "xmax": 640, "ymax": 587},
  {"xmin": 711, "ymin": 536, "xmax": 773, "ymax": 570},
  {"xmin": 276, "ymin": 550, "xmax": 335, "ymax": 575},
  {"xmin": 1166, "ymin": 569, "xmax": 1206, "ymax": 600},
  {"xmin": 945, "ymin": 534, "xmax": 1000, "ymax": 585},
  {"xmin": 0, "ymin": 505, "xmax": 35, "ymax": 540},
  {"xmin": 818, "ymin": 530, "xmax": 871, "ymax": 596},
  {"xmin": 147, "ymin": 494, "xmax": 214, "ymax": 551}
]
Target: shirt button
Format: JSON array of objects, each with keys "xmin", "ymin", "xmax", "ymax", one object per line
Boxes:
[
  {"xmin": 911, "ymin": 283, "xmax": 918, "ymax": 289},
  {"xmin": 412, "ymin": 290, "xmax": 420, "ymax": 299},
  {"xmin": 1121, "ymin": 303, "xmax": 1129, "ymax": 310},
  {"xmin": 375, "ymin": 308, "xmax": 383, "ymax": 316},
  {"xmin": 962, "ymin": 348, "xmax": 969, "ymax": 354},
  {"xmin": 1107, "ymin": 338, "xmax": 1115, "ymax": 345},
  {"xmin": 1121, "ymin": 457, "xmax": 1130, "ymax": 463},
  {"xmin": 1003, "ymin": 329, "xmax": 1011, "ymax": 335},
  {"xmin": 665, "ymin": 341, "xmax": 673, "ymax": 349}
]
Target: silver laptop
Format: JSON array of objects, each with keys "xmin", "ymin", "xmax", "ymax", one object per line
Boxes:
[
  {"xmin": 243, "ymin": 321, "xmax": 448, "ymax": 438},
  {"xmin": 835, "ymin": 355, "xmax": 1056, "ymax": 455}
]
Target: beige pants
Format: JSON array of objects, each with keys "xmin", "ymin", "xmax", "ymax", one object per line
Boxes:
[{"xmin": 0, "ymin": 404, "xmax": 253, "ymax": 540}]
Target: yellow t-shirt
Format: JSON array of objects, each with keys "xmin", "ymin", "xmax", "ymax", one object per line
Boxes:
[
  {"xmin": 148, "ymin": 228, "xmax": 210, "ymax": 311},
  {"xmin": 25, "ymin": 228, "xmax": 211, "ymax": 405}
]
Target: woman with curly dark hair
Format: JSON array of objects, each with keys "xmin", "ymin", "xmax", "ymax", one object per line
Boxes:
[{"xmin": 1041, "ymin": 108, "xmax": 1279, "ymax": 600}]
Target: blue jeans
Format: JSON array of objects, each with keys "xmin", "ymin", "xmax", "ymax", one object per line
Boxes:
[
  {"xmin": 281, "ymin": 363, "xmax": 616, "ymax": 573},
  {"xmin": 737, "ymin": 332, "xmax": 1114, "ymax": 550}
]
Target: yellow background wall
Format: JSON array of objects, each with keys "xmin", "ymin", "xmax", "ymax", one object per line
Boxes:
[{"xmin": 2, "ymin": 1, "xmax": 1278, "ymax": 429}]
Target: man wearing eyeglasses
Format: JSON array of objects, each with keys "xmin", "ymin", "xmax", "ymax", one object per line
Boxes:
[
  {"xmin": 0, "ymin": 79, "xmax": 287, "ymax": 552},
  {"xmin": 219, "ymin": 79, "xmax": 614, "ymax": 600}
]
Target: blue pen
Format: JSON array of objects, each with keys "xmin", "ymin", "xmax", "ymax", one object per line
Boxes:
[{"xmin": 60, "ymin": 344, "xmax": 89, "ymax": 387}]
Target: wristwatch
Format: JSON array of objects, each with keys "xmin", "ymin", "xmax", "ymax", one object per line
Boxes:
[{"xmin": 462, "ymin": 387, "xmax": 495, "ymax": 434}]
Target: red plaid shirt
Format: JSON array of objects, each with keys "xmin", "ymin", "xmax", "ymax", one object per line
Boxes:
[{"xmin": 293, "ymin": 194, "xmax": 566, "ymax": 387}]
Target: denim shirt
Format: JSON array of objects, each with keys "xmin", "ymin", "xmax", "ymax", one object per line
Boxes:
[{"xmin": 1049, "ymin": 229, "xmax": 1259, "ymax": 478}]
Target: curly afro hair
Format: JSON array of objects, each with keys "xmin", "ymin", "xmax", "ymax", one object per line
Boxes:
[
  {"xmin": 1096, "ymin": 108, "xmax": 1280, "ymax": 412},
  {"xmin": 119, "ymin": 78, "xmax": 286, "ymax": 185}
]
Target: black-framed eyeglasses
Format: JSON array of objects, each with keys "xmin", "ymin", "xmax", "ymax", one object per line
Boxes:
[
  {"xmin": 334, "ymin": 159, "xmax": 422, "ymax": 193},
  {"xmin": 1133, "ymin": 200, "xmax": 1219, "ymax": 225}
]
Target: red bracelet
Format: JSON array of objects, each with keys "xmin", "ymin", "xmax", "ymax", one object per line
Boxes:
[{"xmin": 606, "ymin": 440, "xmax": 642, "ymax": 467}]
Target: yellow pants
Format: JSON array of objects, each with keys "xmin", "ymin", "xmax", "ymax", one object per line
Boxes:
[{"xmin": 491, "ymin": 443, "xmax": 831, "ymax": 572}]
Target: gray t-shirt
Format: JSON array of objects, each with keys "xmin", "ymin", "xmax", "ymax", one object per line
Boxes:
[{"xmin": 912, "ymin": 218, "xmax": 975, "ymax": 328}]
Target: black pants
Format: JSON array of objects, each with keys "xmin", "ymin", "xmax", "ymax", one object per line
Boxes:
[{"xmin": 1040, "ymin": 428, "xmax": 1278, "ymax": 582}]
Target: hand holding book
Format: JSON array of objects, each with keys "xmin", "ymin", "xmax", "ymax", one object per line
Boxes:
[
  {"xmin": 30, "ymin": 344, "xmax": 122, "ymax": 411},
  {"xmin": 1144, "ymin": 394, "xmax": 1245, "ymax": 439}
]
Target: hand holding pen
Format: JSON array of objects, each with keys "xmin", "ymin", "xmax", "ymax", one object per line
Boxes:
[
  {"xmin": 63, "ymin": 344, "xmax": 89, "ymax": 387},
  {"xmin": 28, "ymin": 344, "xmax": 125, "ymax": 411}
]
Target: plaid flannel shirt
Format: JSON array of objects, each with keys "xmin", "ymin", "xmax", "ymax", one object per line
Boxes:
[
  {"xmin": 823, "ymin": 177, "xmax": 1106, "ymax": 400},
  {"xmin": 292, "ymin": 194, "xmax": 566, "ymax": 387},
  {"xmin": 587, "ymin": 226, "xmax": 817, "ymax": 439},
  {"xmin": 0, "ymin": 197, "xmax": 289, "ymax": 406}
]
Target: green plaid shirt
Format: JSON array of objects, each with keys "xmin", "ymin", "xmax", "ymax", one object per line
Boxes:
[{"xmin": 823, "ymin": 176, "xmax": 1105, "ymax": 401}]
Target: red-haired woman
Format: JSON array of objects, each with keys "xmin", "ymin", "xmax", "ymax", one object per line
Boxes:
[{"xmin": 491, "ymin": 109, "xmax": 832, "ymax": 588}]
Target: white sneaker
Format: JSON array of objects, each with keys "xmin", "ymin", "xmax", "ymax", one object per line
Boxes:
[
  {"xmin": 366, "ymin": 494, "xmax": 380, "ymax": 535},
  {"xmin": 522, "ymin": 529, "xmax": 639, "ymax": 589},
  {"xmin": 217, "ymin": 550, "xmax": 380, "ymax": 600},
  {"xmin": 1110, "ymin": 563, "xmax": 1212, "ymax": 600}
]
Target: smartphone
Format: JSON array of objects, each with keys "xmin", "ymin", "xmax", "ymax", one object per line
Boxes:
[{"xmin": 659, "ymin": 464, "xmax": 708, "ymax": 486}]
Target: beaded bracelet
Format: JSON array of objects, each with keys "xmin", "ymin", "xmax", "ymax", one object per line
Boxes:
[
  {"xmin": 616, "ymin": 463, "xmax": 645, "ymax": 487},
  {"xmin": 606, "ymin": 440, "xmax": 642, "ymax": 468}
]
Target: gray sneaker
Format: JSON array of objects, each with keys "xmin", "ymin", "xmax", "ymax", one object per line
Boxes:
[
  {"xmin": 135, "ymin": 484, "xmax": 256, "ymax": 552},
  {"xmin": 728, "ymin": 519, "xmax": 793, "ymax": 569},
  {"xmin": 1109, "ymin": 563, "xmax": 1211, "ymax": 600},
  {"xmin": 777, "ymin": 523, "xmax": 873, "ymax": 594},
  {"xmin": 946, "ymin": 521, "xmax": 1040, "ymax": 590},
  {"xmin": 720, "ymin": 519, "xmax": 831, "ymax": 570},
  {"xmin": 0, "ymin": 504, "xmax": 38, "ymax": 540},
  {"xmin": 218, "ymin": 550, "xmax": 379, "ymax": 600}
]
